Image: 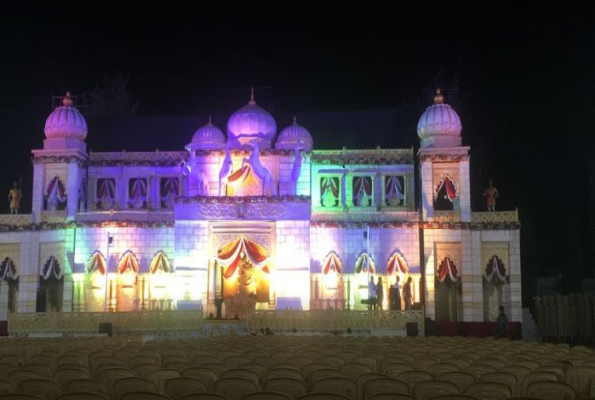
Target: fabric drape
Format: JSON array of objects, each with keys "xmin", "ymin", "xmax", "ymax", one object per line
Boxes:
[
  {"xmin": 485, "ymin": 255, "xmax": 506, "ymax": 282},
  {"xmin": 385, "ymin": 176, "xmax": 405, "ymax": 201},
  {"xmin": 435, "ymin": 176, "xmax": 458, "ymax": 202},
  {"xmin": 150, "ymin": 252, "xmax": 171, "ymax": 274},
  {"xmin": 354, "ymin": 253, "xmax": 375, "ymax": 274},
  {"xmin": 322, "ymin": 252, "xmax": 343, "ymax": 275},
  {"xmin": 387, "ymin": 252, "xmax": 408, "ymax": 275},
  {"xmin": 216, "ymin": 238, "xmax": 269, "ymax": 279},
  {"xmin": 161, "ymin": 178, "xmax": 179, "ymax": 202},
  {"xmin": 129, "ymin": 179, "xmax": 148, "ymax": 203},
  {"xmin": 353, "ymin": 177, "xmax": 372, "ymax": 197},
  {"xmin": 41, "ymin": 256, "xmax": 63, "ymax": 280},
  {"xmin": 96, "ymin": 179, "xmax": 116, "ymax": 202},
  {"xmin": 0, "ymin": 258, "xmax": 17, "ymax": 281},
  {"xmin": 321, "ymin": 177, "xmax": 339, "ymax": 199},
  {"xmin": 86, "ymin": 252, "xmax": 106, "ymax": 275},
  {"xmin": 46, "ymin": 177, "xmax": 67, "ymax": 202},
  {"xmin": 118, "ymin": 252, "xmax": 140, "ymax": 274},
  {"xmin": 437, "ymin": 256, "xmax": 459, "ymax": 282}
]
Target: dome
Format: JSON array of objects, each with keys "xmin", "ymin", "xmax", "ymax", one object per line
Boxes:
[
  {"xmin": 227, "ymin": 88, "xmax": 277, "ymax": 148},
  {"xmin": 190, "ymin": 117, "xmax": 226, "ymax": 150},
  {"xmin": 44, "ymin": 92, "xmax": 88, "ymax": 141},
  {"xmin": 275, "ymin": 117, "xmax": 313, "ymax": 151},
  {"xmin": 417, "ymin": 89, "xmax": 462, "ymax": 148}
]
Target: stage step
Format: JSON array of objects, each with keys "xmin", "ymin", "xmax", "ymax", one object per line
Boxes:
[{"xmin": 522, "ymin": 307, "xmax": 542, "ymax": 342}]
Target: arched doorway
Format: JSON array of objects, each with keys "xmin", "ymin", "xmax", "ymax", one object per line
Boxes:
[
  {"xmin": 37, "ymin": 256, "xmax": 64, "ymax": 312},
  {"xmin": 435, "ymin": 256, "xmax": 461, "ymax": 322},
  {"xmin": 116, "ymin": 251, "xmax": 140, "ymax": 311},
  {"xmin": 149, "ymin": 252, "xmax": 172, "ymax": 310},
  {"xmin": 314, "ymin": 251, "xmax": 345, "ymax": 310},
  {"xmin": 434, "ymin": 175, "xmax": 457, "ymax": 211},
  {"xmin": 483, "ymin": 255, "xmax": 508, "ymax": 321},
  {"xmin": 0, "ymin": 257, "xmax": 18, "ymax": 314},
  {"xmin": 45, "ymin": 177, "xmax": 67, "ymax": 211},
  {"xmin": 84, "ymin": 252, "xmax": 107, "ymax": 312},
  {"xmin": 215, "ymin": 238, "xmax": 270, "ymax": 319},
  {"xmin": 387, "ymin": 251, "xmax": 409, "ymax": 310},
  {"xmin": 353, "ymin": 252, "xmax": 375, "ymax": 310}
]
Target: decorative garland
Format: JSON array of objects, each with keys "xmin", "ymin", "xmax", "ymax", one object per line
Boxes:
[
  {"xmin": 176, "ymin": 195, "xmax": 311, "ymax": 205},
  {"xmin": 195, "ymin": 149, "xmax": 301, "ymax": 157},
  {"xmin": 33, "ymin": 156, "xmax": 86, "ymax": 168},
  {"xmin": 0, "ymin": 220, "xmax": 174, "ymax": 232},
  {"xmin": 310, "ymin": 221, "xmax": 520, "ymax": 230},
  {"xmin": 311, "ymin": 155, "xmax": 413, "ymax": 166},
  {"xmin": 419, "ymin": 154, "xmax": 470, "ymax": 163}
]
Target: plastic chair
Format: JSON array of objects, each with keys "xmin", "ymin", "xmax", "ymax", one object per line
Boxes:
[
  {"xmin": 340, "ymin": 363, "xmax": 373, "ymax": 381},
  {"xmin": 298, "ymin": 394, "xmax": 349, "ymax": 400},
  {"xmin": 221, "ymin": 369, "xmax": 260, "ymax": 387},
  {"xmin": 412, "ymin": 380, "xmax": 460, "ymax": 400},
  {"xmin": 397, "ymin": 371, "xmax": 434, "ymax": 392},
  {"xmin": 120, "ymin": 393, "xmax": 172, "ymax": 400},
  {"xmin": 565, "ymin": 366, "xmax": 595, "ymax": 397},
  {"xmin": 179, "ymin": 394, "xmax": 229, "ymax": 400},
  {"xmin": 363, "ymin": 377, "xmax": 410, "ymax": 399},
  {"xmin": 382, "ymin": 364, "xmax": 414, "ymax": 379},
  {"xmin": 427, "ymin": 363, "xmax": 460, "ymax": 377},
  {"xmin": 309, "ymin": 369, "xmax": 346, "ymax": 386},
  {"xmin": 18, "ymin": 379, "xmax": 62, "ymax": 400},
  {"xmin": 182, "ymin": 368, "xmax": 218, "ymax": 390},
  {"xmin": 165, "ymin": 378, "xmax": 208, "ymax": 400},
  {"xmin": 464, "ymin": 382, "xmax": 512, "ymax": 400},
  {"xmin": 311, "ymin": 377, "xmax": 357, "ymax": 400},
  {"xmin": 53, "ymin": 369, "xmax": 91, "ymax": 387},
  {"xmin": 7, "ymin": 371, "xmax": 43, "ymax": 386},
  {"xmin": 149, "ymin": 369, "xmax": 181, "ymax": 394},
  {"xmin": 65, "ymin": 379, "xmax": 111, "ymax": 398},
  {"xmin": 437, "ymin": 372, "xmax": 475, "ymax": 393},
  {"xmin": 114, "ymin": 377, "xmax": 158, "ymax": 399},
  {"xmin": 263, "ymin": 378, "xmax": 308, "ymax": 400},
  {"xmin": 526, "ymin": 381, "xmax": 577, "ymax": 400},
  {"xmin": 55, "ymin": 394, "xmax": 108, "ymax": 400},
  {"xmin": 0, "ymin": 395, "xmax": 45, "ymax": 400},
  {"xmin": 214, "ymin": 377, "xmax": 258, "ymax": 400},
  {"xmin": 241, "ymin": 393, "xmax": 292, "ymax": 400},
  {"xmin": 266, "ymin": 368, "xmax": 304, "ymax": 382},
  {"xmin": 520, "ymin": 372, "xmax": 558, "ymax": 396},
  {"xmin": 365, "ymin": 395, "xmax": 417, "ymax": 400}
]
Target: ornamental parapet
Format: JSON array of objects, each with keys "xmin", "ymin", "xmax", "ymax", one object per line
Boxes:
[
  {"xmin": 77, "ymin": 210, "xmax": 174, "ymax": 223},
  {"xmin": 471, "ymin": 210, "xmax": 518, "ymax": 223},
  {"xmin": 0, "ymin": 214, "xmax": 32, "ymax": 227}
]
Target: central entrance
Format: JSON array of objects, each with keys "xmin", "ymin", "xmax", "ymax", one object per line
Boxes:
[{"xmin": 209, "ymin": 223, "xmax": 275, "ymax": 319}]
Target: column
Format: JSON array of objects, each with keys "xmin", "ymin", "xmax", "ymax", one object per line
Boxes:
[
  {"xmin": 62, "ymin": 274, "xmax": 74, "ymax": 312},
  {"xmin": 459, "ymin": 160, "xmax": 471, "ymax": 222},
  {"xmin": 0, "ymin": 282, "xmax": 9, "ymax": 321},
  {"xmin": 32, "ymin": 163, "xmax": 45, "ymax": 223},
  {"xmin": 66, "ymin": 162, "xmax": 80, "ymax": 220},
  {"xmin": 420, "ymin": 162, "xmax": 434, "ymax": 220}
]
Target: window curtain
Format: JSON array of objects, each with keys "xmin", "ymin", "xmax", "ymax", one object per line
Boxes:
[
  {"xmin": 437, "ymin": 256, "xmax": 459, "ymax": 282},
  {"xmin": 435, "ymin": 175, "xmax": 458, "ymax": 202},
  {"xmin": 129, "ymin": 179, "xmax": 148, "ymax": 204},
  {"xmin": 118, "ymin": 252, "xmax": 140, "ymax": 274},
  {"xmin": 385, "ymin": 176, "xmax": 405, "ymax": 201},
  {"xmin": 322, "ymin": 252, "xmax": 343, "ymax": 275},
  {"xmin": 353, "ymin": 177, "xmax": 372, "ymax": 197},
  {"xmin": 86, "ymin": 252, "xmax": 106, "ymax": 275},
  {"xmin": 96, "ymin": 179, "xmax": 116, "ymax": 202},
  {"xmin": 387, "ymin": 252, "xmax": 408, "ymax": 275},
  {"xmin": 46, "ymin": 177, "xmax": 67, "ymax": 202},
  {"xmin": 216, "ymin": 238, "xmax": 269, "ymax": 279},
  {"xmin": 41, "ymin": 256, "xmax": 63, "ymax": 280},
  {"xmin": 485, "ymin": 255, "xmax": 507, "ymax": 282},
  {"xmin": 0, "ymin": 258, "xmax": 18, "ymax": 281},
  {"xmin": 150, "ymin": 252, "xmax": 171, "ymax": 274},
  {"xmin": 160, "ymin": 178, "xmax": 179, "ymax": 202},
  {"xmin": 321, "ymin": 177, "xmax": 339, "ymax": 199},
  {"xmin": 354, "ymin": 253, "xmax": 375, "ymax": 274}
]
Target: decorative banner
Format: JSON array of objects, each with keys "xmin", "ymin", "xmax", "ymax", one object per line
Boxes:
[
  {"xmin": 177, "ymin": 195, "xmax": 311, "ymax": 205},
  {"xmin": 385, "ymin": 176, "xmax": 405, "ymax": 202},
  {"xmin": 228, "ymin": 166, "xmax": 251, "ymax": 184},
  {"xmin": 150, "ymin": 252, "xmax": 171, "ymax": 274},
  {"xmin": 322, "ymin": 251, "xmax": 343, "ymax": 275},
  {"xmin": 217, "ymin": 238, "xmax": 269, "ymax": 279},
  {"xmin": 437, "ymin": 256, "xmax": 459, "ymax": 283},
  {"xmin": 321, "ymin": 177, "xmax": 339, "ymax": 200},
  {"xmin": 160, "ymin": 178, "xmax": 179, "ymax": 202},
  {"xmin": 354, "ymin": 253, "xmax": 375, "ymax": 274},
  {"xmin": 485, "ymin": 255, "xmax": 507, "ymax": 282},
  {"xmin": 96, "ymin": 179, "xmax": 116, "ymax": 202},
  {"xmin": 117, "ymin": 251, "xmax": 140, "ymax": 274},
  {"xmin": 86, "ymin": 252, "xmax": 107, "ymax": 275},
  {"xmin": 0, "ymin": 258, "xmax": 18, "ymax": 281},
  {"xmin": 41, "ymin": 256, "xmax": 63, "ymax": 280},
  {"xmin": 387, "ymin": 252, "xmax": 408, "ymax": 275},
  {"xmin": 46, "ymin": 177, "xmax": 67, "ymax": 202},
  {"xmin": 129, "ymin": 178, "xmax": 148, "ymax": 204},
  {"xmin": 435, "ymin": 175, "xmax": 458, "ymax": 202}
]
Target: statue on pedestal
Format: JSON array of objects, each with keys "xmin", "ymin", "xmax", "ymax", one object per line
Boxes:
[
  {"xmin": 8, "ymin": 182, "xmax": 22, "ymax": 215},
  {"xmin": 483, "ymin": 179, "xmax": 499, "ymax": 212}
]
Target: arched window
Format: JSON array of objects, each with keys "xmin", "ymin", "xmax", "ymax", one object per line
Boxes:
[
  {"xmin": 0, "ymin": 258, "xmax": 18, "ymax": 313},
  {"xmin": 150, "ymin": 251, "xmax": 171, "ymax": 274},
  {"xmin": 86, "ymin": 252, "xmax": 107, "ymax": 275},
  {"xmin": 37, "ymin": 256, "xmax": 63, "ymax": 312},
  {"xmin": 387, "ymin": 251, "xmax": 409, "ymax": 276},
  {"xmin": 434, "ymin": 174, "xmax": 458, "ymax": 211},
  {"xmin": 354, "ymin": 252, "xmax": 375, "ymax": 274},
  {"xmin": 321, "ymin": 251, "xmax": 343, "ymax": 275},
  {"xmin": 45, "ymin": 177, "xmax": 67, "ymax": 211}
]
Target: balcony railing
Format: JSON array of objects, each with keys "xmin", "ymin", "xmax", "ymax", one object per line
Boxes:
[
  {"xmin": 77, "ymin": 210, "xmax": 174, "ymax": 223},
  {"xmin": 0, "ymin": 214, "xmax": 32, "ymax": 227},
  {"xmin": 471, "ymin": 210, "xmax": 519, "ymax": 223},
  {"xmin": 40, "ymin": 211, "xmax": 67, "ymax": 223}
]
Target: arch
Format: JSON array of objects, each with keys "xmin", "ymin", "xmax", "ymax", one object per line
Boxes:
[
  {"xmin": 436, "ymin": 255, "xmax": 461, "ymax": 322},
  {"xmin": 117, "ymin": 251, "xmax": 140, "ymax": 274},
  {"xmin": 129, "ymin": 178, "xmax": 148, "ymax": 208},
  {"xmin": 387, "ymin": 251, "xmax": 408, "ymax": 275},
  {"xmin": 40, "ymin": 256, "xmax": 63, "ymax": 280},
  {"xmin": 485, "ymin": 255, "xmax": 507, "ymax": 282},
  {"xmin": 85, "ymin": 251, "xmax": 107, "ymax": 275},
  {"xmin": 45, "ymin": 176, "xmax": 67, "ymax": 210},
  {"xmin": 354, "ymin": 252, "xmax": 375, "ymax": 274},
  {"xmin": 321, "ymin": 251, "xmax": 343, "ymax": 275},
  {"xmin": 437, "ymin": 255, "xmax": 459, "ymax": 283},
  {"xmin": 150, "ymin": 251, "xmax": 171, "ymax": 274},
  {"xmin": 0, "ymin": 257, "xmax": 18, "ymax": 281},
  {"xmin": 434, "ymin": 174, "xmax": 458, "ymax": 201},
  {"xmin": 96, "ymin": 178, "xmax": 116, "ymax": 209},
  {"xmin": 160, "ymin": 178, "xmax": 180, "ymax": 208},
  {"xmin": 216, "ymin": 238, "xmax": 269, "ymax": 279}
]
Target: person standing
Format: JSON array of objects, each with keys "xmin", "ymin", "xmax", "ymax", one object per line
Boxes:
[
  {"xmin": 8, "ymin": 182, "xmax": 22, "ymax": 215},
  {"xmin": 496, "ymin": 305, "xmax": 509, "ymax": 338},
  {"xmin": 395, "ymin": 275, "xmax": 401, "ymax": 310},
  {"xmin": 376, "ymin": 276, "xmax": 384, "ymax": 311},
  {"xmin": 403, "ymin": 277, "xmax": 413, "ymax": 310},
  {"xmin": 368, "ymin": 276, "xmax": 377, "ymax": 311}
]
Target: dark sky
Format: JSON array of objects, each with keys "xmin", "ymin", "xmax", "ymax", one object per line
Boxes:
[{"xmin": 1, "ymin": 3, "xmax": 594, "ymax": 301}]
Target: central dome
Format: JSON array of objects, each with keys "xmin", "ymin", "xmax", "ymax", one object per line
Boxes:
[
  {"xmin": 227, "ymin": 88, "xmax": 277, "ymax": 148},
  {"xmin": 44, "ymin": 92, "xmax": 88, "ymax": 141}
]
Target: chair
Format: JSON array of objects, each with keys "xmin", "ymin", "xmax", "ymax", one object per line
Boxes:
[
  {"xmin": 286, "ymin": 357, "xmax": 313, "ymax": 368},
  {"xmin": 237, "ymin": 363, "xmax": 268, "ymax": 381},
  {"xmin": 97, "ymin": 367, "xmax": 136, "ymax": 387},
  {"xmin": 266, "ymin": 368, "xmax": 304, "ymax": 382},
  {"xmin": 351, "ymin": 357, "xmax": 377, "ymax": 373},
  {"xmin": 221, "ymin": 369, "xmax": 260, "ymax": 387},
  {"xmin": 362, "ymin": 378, "xmax": 410, "ymax": 399},
  {"xmin": 365, "ymin": 395, "xmax": 417, "ymax": 400},
  {"xmin": 302, "ymin": 364, "xmax": 333, "ymax": 381},
  {"xmin": 520, "ymin": 372, "xmax": 558, "ymax": 396},
  {"xmin": 0, "ymin": 396, "xmax": 46, "ymax": 400},
  {"xmin": 397, "ymin": 371, "xmax": 434, "ymax": 392},
  {"xmin": 263, "ymin": 378, "xmax": 307, "ymax": 400},
  {"xmin": 437, "ymin": 372, "xmax": 475, "ymax": 393},
  {"xmin": 566, "ymin": 366, "xmax": 595, "ymax": 397},
  {"xmin": 427, "ymin": 395, "xmax": 478, "ymax": 400},
  {"xmin": 465, "ymin": 365, "xmax": 497, "ymax": 379},
  {"xmin": 18, "ymin": 379, "xmax": 62, "ymax": 400},
  {"xmin": 53, "ymin": 369, "xmax": 91, "ymax": 387},
  {"xmin": 412, "ymin": 380, "xmax": 460, "ymax": 400},
  {"xmin": 383, "ymin": 363, "xmax": 414, "ymax": 378},
  {"xmin": 202, "ymin": 363, "xmax": 229, "ymax": 377},
  {"xmin": 427, "ymin": 364, "xmax": 460, "ymax": 377},
  {"xmin": 8, "ymin": 371, "xmax": 43, "ymax": 386},
  {"xmin": 179, "ymin": 394, "xmax": 229, "ymax": 400},
  {"xmin": 241, "ymin": 393, "xmax": 291, "ymax": 400},
  {"xmin": 167, "ymin": 362, "xmax": 194, "ymax": 372},
  {"xmin": 132, "ymin": 363, "xmax": 161, "ymax": 375},
  {"xmin": 149, "ymin": 369, "xmax": 181, "ymax": 393},
  {"xmin": 464, "ymin": 382, "xmax": 512, "ymax": 400},
  {"xmin": 355, "ymin": 373, "xmax": 387, "ymax": 400},
  {"xmin": 214, "ymin": 377, "xmax": 258, "ymax": 400},
  {"xmin": 311, "ymin": 377, "xmax": 357, "ymax": 400},
  {"xmin": 309, "ymin": 369, "xmax": 346, "ymax": 386},
  {"xmin": 130, "ymin": 356, "xmax": 158, "ymax": 367},
  {"xmin": 224, "ymin": 357, "xmax": 252, "ymax": 368},
  {"xmin": 298, "ymin": 394, "xmax": 349, "ymax": 400},
  {"xmin": 182, "ymin": 368, "xmax": 218, "ymax": 390},
  {"xmin": 318, "ymin": 356, "xmax": 345, "ymax": 369},
  {"xmin": 165, "ymin": 377, "xmax": 208, "ymax": 400},
  {"xmin": 55, "ymin": 394, "xmax": 108, "ymax": 400},
  {"xmin": 22, "ymin": 364, "xmax": 52, "ymax": 379},
  {"xmin": 65, "ymin": 379, "xmax": 111, "ymax": 398},
  {"xmin": 526, "ymin": 381, "xmax": 577, "ymax": 400},
  {"xmin": 114, "ymin": 377, "xmax": 158, "ymax": 399},
  {"xmin": 0, "ymin": 381, "xmax": 16, "ymax": 395},
  {"xmin": 340, "ymin": 363, "xmax": 373, "ymax": 381},
  {"xmin": 120, "ymin": 393, "xmax": 172, "ymax": 400}
]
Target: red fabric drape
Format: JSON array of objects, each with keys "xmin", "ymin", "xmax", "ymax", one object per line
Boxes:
[
  {"xmin": 485, "ymin": 255, "xmax": 506, "ymax": 282},
  {"xmin": 217, "ymin": 238, "xmax": 269, "ymax": 279},
  {"xmin": 438, "ymin": 256, "xmax": 459, "ymax": 282},
  {"xmin": 150, "ymin": 252, "xmax": 171, "ymax": 274},
  {"xmin": 355, "ymin": 253, "xmax": 375, "ymax": 274},
  {"xmin": 86, "ymin": 252, "xmax": 106, "ymax": 275},
  {"xmin": 129, "ymin": 179, "xmax": 147, "ymax": 202},
  {"xmin": 321, "ymin": 177, "xmax": 339, "ymax": 199},
  {"xmin": 118, "ymin": 252, "xmax": 140, "ymax": 274},
  {"xmin": 97, "ymin": 179, "xmax": 115, "ymax": 202},
  {"xmin": 228, "ymin": 166, "xmax": 250, "ymax": 183},
  {"xmin": 354, "ymin": 177, "xmax": 372, "ymax": 197},
  {"xmin": 435, "ymin": 176, "xmax": 458, "ymax": 202},
  {"xmin": 46, "ymin": 177, "xmax": 67, "ymax": 202},
  {"xmin": 385, "ymin": 176, "xmax": 405, "ymax": 200},
  {"xmin": 161, "ymin": 178, "xmax": 179, "ymax": 201},
  {"xmin": 322, "ymin": 252, "xmax": 343, "ymax": 275},
  {"xmin": 387, "ymin": 253, "xmax": 408, "ymax": 275}
]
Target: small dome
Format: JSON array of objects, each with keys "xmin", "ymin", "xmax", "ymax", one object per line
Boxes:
[
  {"xmin": 190, "ymin": 117, "xmax": 226, "ymax": 150},
  {"xmin": 44, "ymin": 92, "xmax": 88, "ymax": 141},
  {"xmin": 227, "ymin": 88, "xmax": 277, "ymax": 148},
  {"xmin": 275, "ymin": 117, "xmax": 313, "ymax": 151},
  {"xmin": 417, "ymin": 89, "xmax": 462, "ymax": 148}
]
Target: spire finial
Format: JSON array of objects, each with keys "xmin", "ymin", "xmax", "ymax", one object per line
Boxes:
[
  {"xmin": 293, "ymin": 116, "xmax": 297, "ymax": 124},
  {"xmin": 249, "ymin": 87, "xmax": 256, "ymax": 105},
  {"xmin": 433, "ymin": 88, "xmax": 444, "ymax": 104},
  {"xmin": 62, "ymin": 91, "xmax": 73, "ymax": 107}
]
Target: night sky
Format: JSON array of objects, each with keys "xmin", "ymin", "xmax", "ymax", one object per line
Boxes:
[{"xmin": 1, "ymin": 3, "xmax": 594, "ymax": 303}]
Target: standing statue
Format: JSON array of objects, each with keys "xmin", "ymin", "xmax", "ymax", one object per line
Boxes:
[
  {"xmin": 8, "ymin": 182, "xmax": 22, "ymax": 214},
  {"xmin": 242, "ymin": 140, "xmax": 274, "ymax": 196},
  {"xmin": 289, "ymin": 145, "xmax": 305, "ymax": 195},
  {"xmin": 182, "ymin": 151, "xmax": 210, "ymax": 196},
  {"xmin": 483, "ymin": 179, "xmax": 499, "ymax": 212},
  {"xmin": 218, "ymin": 145, "xmax": 234, "ymax": 196}
]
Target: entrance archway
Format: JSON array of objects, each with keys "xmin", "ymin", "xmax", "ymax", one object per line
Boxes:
[
  {"xmin": 37, "ymin": 256, "xmax": 64, "ymax": 312},
  {"xmin": 435, "ymin": 256, "xmax": 461, "ymax": 322}
]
